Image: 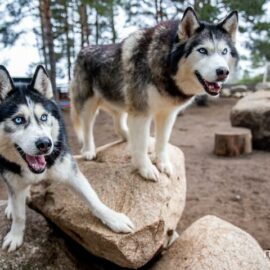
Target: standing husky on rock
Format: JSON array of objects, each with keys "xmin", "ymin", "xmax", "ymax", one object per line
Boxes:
[
  {"xmin": 0, "ymin": 66, "xmax": 134, "ymax": 252},
  {"xmin": 70, "ymin": 7, "xmax": 238, "ymax": 181}
]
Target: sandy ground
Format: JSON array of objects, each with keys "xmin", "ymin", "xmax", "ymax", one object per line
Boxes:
[{"xmin": 0, "ymin": 97, "xmax": 269, "ymax": 254}]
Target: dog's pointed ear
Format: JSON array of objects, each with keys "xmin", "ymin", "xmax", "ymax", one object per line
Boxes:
[
  {"xmin": 219, "ymin": 11, "xmax": 238, "ymax": 42},
  {"xmin": 178, "ymin": 7, "xmax": 200, "ymax": 40},
  {"xmin": 0, "ymin": 66, "xmax": 15, "ymax": 101},
  {"xmin": 31, "ymin": 65, "xmax": 54, "ymax": 99}
]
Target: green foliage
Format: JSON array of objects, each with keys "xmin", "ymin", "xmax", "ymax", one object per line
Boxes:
[
  {"xmin": 221, "ymin": 0, "xmax": 265, "ymax": 19},
  {"xmin": 193, "ymin": 0, "xmax": 219, "ymax": 21},
  {"xmin": 0, "ymin": 0, "xmax": 269, "ymax": 81},
  {"xmin": 237, "ymin": 73, "xmax": 264, "ymax": 84}
]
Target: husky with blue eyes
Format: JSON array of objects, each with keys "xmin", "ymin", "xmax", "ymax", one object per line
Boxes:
[
  {"xmin": 0, "ymin": 65, "xmax": 134, "ymax": 252},
  {"xmin": 70, "ymin": 7, "xmax": 238, "ymax": 182}
]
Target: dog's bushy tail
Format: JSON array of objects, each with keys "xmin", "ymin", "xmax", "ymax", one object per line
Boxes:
[{"xmin": 69, "ymin": 79, "xmax": 83, "ymax": 143}]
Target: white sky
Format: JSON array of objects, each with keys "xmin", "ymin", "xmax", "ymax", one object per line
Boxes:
[{"xmin": 0, "ymin": 2, "xmax": 269, "ymax": 83}]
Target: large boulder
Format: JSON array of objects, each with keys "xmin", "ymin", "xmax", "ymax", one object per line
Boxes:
[
  {"xmin": 231, "ymin": 90, "xmax": 270, "ymax": 150},
  {"xmin": 30, "ymin": 140, "xmax": 186, "ymax": 269},
  {"xmin": 151, "ymin": 215, "xmax": 270, "ymax": 270}
]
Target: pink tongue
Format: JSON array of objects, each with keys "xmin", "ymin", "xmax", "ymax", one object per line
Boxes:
[
  {"xmin": 25, "ymin": 155, "xmax": 46, "ymax": 171},
  {"xmin": 206, "ymin": 81, "xmax": 221, "ymax": 92},
  {"xmin": 213, "ymin": 83, "xmax": 220, "ymax": 90}
]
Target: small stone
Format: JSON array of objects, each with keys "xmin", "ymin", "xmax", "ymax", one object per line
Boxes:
[{"xmin": 235, "ymin": 194, "xmax": 241, "ymax": 200}]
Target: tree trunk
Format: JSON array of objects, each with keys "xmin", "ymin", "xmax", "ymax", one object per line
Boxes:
[
  {"xmin": 154, "ymin": 0, "xmax": 159, "ymax": 22},
  {"xmin": 39, "ymin": 0, "xmax": 57, "ymax": 98},
  {"xmin": 110, "ymin": 3, "xmax": 116, "ymax": 43},
  {"xmin": 70, "ymin": 0, "xmax": 76, "ymax": 60},
  {"xmin": 263, "ymin": 62, "xmax": 270, "ymax": 83},
  {"xmin": 79, "ymin": 1, "xmax": 90, "ymax": 48},
  {"xmin": 159, "ymin": 0, "xmax": 163, "ymax": 21},
  {"xmin": 38, "ymin": 0, "xmax": 48, "ymax": 70},
  {"xmin": 64, "ymin": 1, "xmax": 71, "ymax": 81},
  {"xmin": 95, "ymin": 10, "xmax": 99, "ymax": 45},
  {"xmin": 214, "ymin": 127, "xmax": 252, "ymax": 156}
]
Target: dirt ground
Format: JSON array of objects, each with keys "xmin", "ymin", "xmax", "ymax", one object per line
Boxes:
[{"xmin": 0, "ymin": 97, "xmax": 269, "ymax": 255}]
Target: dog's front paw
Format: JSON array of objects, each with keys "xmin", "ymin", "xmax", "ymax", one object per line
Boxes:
[
  {"xmin": 81, "ymin": 150, "xmax": 96, "ymax": 161},
  {"xmin": 156, "ymin": 158, "xmax": 173, "ymax": 177},
  {"xmin": 2, "ymin": 231, "xmax": 23, "ymax": 252},
  {"xmin": 4, "ymin": 204, "xmax": 12, "ymax": 220},
  {"xmin": 138, "ymin": 163, "xmax": 160, "ymax": 182},
  {"xmin": 102, "ymin": 211, "xmax": 135, "ymax": 233}
]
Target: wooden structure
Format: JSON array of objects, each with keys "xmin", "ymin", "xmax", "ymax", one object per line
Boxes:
[{"xmin": 214, "ymin": 127, "xmax": 252, "ymax": 156}]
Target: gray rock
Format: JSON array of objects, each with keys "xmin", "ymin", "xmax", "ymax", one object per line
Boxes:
[
  {"xmin": 255, "ymin": 82, "xmax": 270, "ymax": 91},
  {"xmin": 231, "ymin": 84, "xmax": 248, "ymax": 92},
  {"xmin": 221, "ymin": 85, "xmax": 250, "ymax": 98},
  {"xmin": 151, "ymin": 215, "xmax": 270, "ymax": 270},
  {"xmin": 231, "ymin": 90, "xmax": 270, "ymax": 150}
]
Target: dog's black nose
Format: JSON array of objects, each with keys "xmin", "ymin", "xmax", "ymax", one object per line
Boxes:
[
  {"xmin": 35, "ymin": 137, "xmax": 52, "ymax": 153},
  {"xmin": 216, "ymin": 67, "xmax": 229, "ymax": 81}
]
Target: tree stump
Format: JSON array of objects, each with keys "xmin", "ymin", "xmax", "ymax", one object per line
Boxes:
[{"xmin": 214, "ymin": 127, "xmax": 252, "ymax": 156}]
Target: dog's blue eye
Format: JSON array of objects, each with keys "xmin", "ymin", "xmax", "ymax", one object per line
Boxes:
[
  {"xmin": 40, "ymin": 114, "xmax": 48, "ymax": 122},
  {"xmin": 197, "ymin": 48, "xmax": 208, "ymax": 55},
  {"xmin": 222, "ymin": 48, "xmax": 228, "ymax": 55},
  {"xmin": 13, "ymin": 116, "xmax": 25, "ymax": 125}
]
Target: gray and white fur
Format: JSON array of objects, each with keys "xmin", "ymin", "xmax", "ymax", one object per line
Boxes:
[
  {"xmin": 0, "ymin": 65, "xmax": 134, "ymax": 252},
  {"xmin": 70, "ymin": 7, "xmax": 238, "ymax": 181}
]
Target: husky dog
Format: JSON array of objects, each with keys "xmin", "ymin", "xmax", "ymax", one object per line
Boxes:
[
  {"xmin": 70, "ymin": 7, "xmax": 238, "ymax": 181},
  {"xmin": 0, "ymin": 66, "xmax": 134, "ymax": 252}
]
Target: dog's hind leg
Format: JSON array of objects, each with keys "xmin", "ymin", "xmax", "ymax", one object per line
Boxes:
[
  {"xmin": 81, "ymin": 97, "xmax": 99, "ymax": 160},
  {"xmin": 2, "ymin": 187, "xmax": 28, "ymax": 252},
  {"xmin": 113, "ymin": 111, "xmax": 128, "ymax": 141},
  {"xmin": 128, "ymin": 114, "xmax": 159, "ymax": 181},
  {"xmin": 154, "ymin": 109, "xmax": 178, "ymax": 177}
]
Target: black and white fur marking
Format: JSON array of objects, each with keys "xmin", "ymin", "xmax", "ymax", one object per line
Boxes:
[
  {"xmin": 70, "ymin": 7, "xmax": 239, "ymax": 181},
  {"xmin": 0, "ymin": 65, "xmax": 134, "ymax": 252}
]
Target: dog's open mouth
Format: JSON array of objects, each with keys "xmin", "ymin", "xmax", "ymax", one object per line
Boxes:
[
  {"xmin": 25, "ymin": 154, "xmax": 46, "ymax": 174},
  {"xmin": 195, "ymin": 71, "xmax": 222, "ymax": 96},
  {"xmin": 16, "ymin": 145, "xmax": 47, "ymax": 174}
]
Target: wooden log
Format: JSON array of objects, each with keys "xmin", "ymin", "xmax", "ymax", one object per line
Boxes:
[{"xmin": 214, "ymin": 127, "xmax": 252, "ymax": 156}]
